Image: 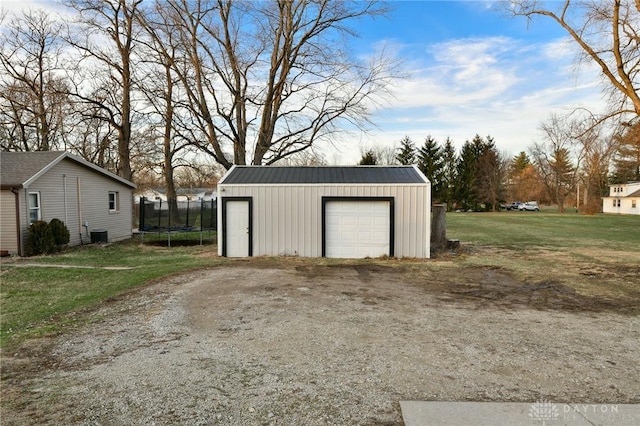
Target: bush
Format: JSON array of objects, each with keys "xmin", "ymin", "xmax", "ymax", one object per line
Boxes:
[
  {"xmin": 49, "ymin": 218, "xmax": 70, "ymax": 247},
  {"xmin": 25, "ymin": 221, "xmax": 56, "ymax": 256}
]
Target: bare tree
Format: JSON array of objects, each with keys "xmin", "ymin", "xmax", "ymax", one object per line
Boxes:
[
  {"xmin": 475, "ymin": 144, "xmax": 509, "ymax": 211},
  {"xmin": 571, "ymin": 116, "xmax": 619, "ymax": 212},
  {"xmin": 273, "ymin": 149, "xmax": 328, "ymax": 165},
  {"xmin": 507, "ymin": 0, "xmax": 640, "ymax": 122},
  {"xmin": 359, "ymin": 143, "xmax": 398, "ymax": 165},
  {"xmin": 141, "ymin": 0, "xmax": 396, "ymax": 170},
  {"xmin": 135, "ymin": 1, "xmax": 192, "ymax": 219},
  {"xmin": 63, "ymin": 0, "xmax": 143, "ymax": 180},
  {"xmin": 0, "ymin": 9, "xmax": 70, "ymax": 151},
  {"xmin": 530, "ymin": 114, "xmax": 581, "ymax": 212}
]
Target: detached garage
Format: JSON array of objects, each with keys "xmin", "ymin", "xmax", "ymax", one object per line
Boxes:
[{"xmin": 217, "ymin": 166, "xmax": 431, "ymax": 258}]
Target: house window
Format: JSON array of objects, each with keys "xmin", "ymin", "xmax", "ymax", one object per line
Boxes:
[
  {"xmin": 28, "ymin": 192, "xmax": 41, "ymax": 224},
  {"xmin": 633, "ymin": 200, "xmax": 637, "ymax": 209},
  {"xmin": 613, "ymin": 199, "xmax": 617, "ymax": 207},
  {"xmin": 617, "ymin": 199, "xmax": 621, "ymax": 207},
  {"xmin": 108, "ymin": 191, "xmax": 119, "ymax": 212}
]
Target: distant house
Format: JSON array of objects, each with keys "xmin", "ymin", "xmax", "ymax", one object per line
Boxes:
[
  {"xmin": 602, "ymin": 182, "xmax": 640, "ymax": 215},
  {"xmin": 1, "ymin": 151, "xmax": 136, "ymax": 255}
]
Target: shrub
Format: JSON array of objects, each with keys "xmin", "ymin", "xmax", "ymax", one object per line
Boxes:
[
  {"xmin": 49, "ymin": 218, "xmax": 70, "ymax": 247},
  {"xmin": 25, "ymin": 221, "xmax": 56, "ymax": 256}
]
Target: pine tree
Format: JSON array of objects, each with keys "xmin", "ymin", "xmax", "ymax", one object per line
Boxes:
[
  {"xmin": 395, "ymin": 136, "xmax": 416, "ymax": 165},
  {"xmin": 512, "ymin": 151, "xmax": 531, "ymax": 174},
  {"xmin": 455, "ymin": 140, "xmax": 477, "ymax": 210},
  {"xmin": 545, "ymin": 147, "xmax": 576, "ymax": 213},
  {"xmin": 612, "ymin": 121, "xmax": 640, "ymax": 182},
  {"xmin": 441, "ymin": 138, "xmax": 457, "ymax": 210},
  {"xmin": 359, "ymin": 150, "xmax": 377, "ymax": 165},
  {"xmin": 417, "ymin": 135, "xmax": 445, "ymax": 202},
  {"xmin": 509, "ymin": 151, "xmax": 538, "ymax": 202}
]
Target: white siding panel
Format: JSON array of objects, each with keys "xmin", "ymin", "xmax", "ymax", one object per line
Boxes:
[
  {"xmin": 218, "ymin": 182, "xmax": 431, "ymax": 258},
  {"xmin": 24, "ymin": 158, "xmax": 133, "ymax": 250}
]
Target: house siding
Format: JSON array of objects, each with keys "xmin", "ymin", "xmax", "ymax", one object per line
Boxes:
[
  {"xmin": 0, "ymin": 190, "xmax": 19, "ymax": 253},
  {"xmin": 218, "ymin": 183, "xmax": 430, "ymax": 258},
  {"xmin": 602, "ymin": 182, "xmax": 640, "ymax": 215},
  {"xmin": 18, "ymin": 158, "xmax": 133, "ymax": 251}
]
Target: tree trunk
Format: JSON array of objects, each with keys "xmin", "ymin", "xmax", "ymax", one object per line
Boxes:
[{"xmin": 431, "ymin": 203, "xmax": 447, "ymax": 252}]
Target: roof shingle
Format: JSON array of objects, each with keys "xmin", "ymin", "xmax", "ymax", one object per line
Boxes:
[
  {"xmin": 0, "ymin": 151, "xmax": 66, "ymax": 187},
  {"xmin": 1, "ymin": 151, "xmax": 135, "ymax": 188}
]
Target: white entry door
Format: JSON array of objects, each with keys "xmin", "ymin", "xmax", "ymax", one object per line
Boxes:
[
  {"xmin": 325, "ymin": 200, "xmax": 391, "ymax": 258},
  {"xmin": 225, "ymin": 200, "xmax": 250, "ymax": 257}
]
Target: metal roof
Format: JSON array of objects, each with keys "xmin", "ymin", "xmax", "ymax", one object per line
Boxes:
[
  {"xmin": 219, "ymin": 166, "xmax": 429, "ymax": 184},
  {"xmin": 0, "ymin": 151, "xmax": 136, "ymax": 189}
]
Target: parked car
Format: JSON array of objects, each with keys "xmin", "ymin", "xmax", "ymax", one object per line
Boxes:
[
  {"xmin": 506, "ymin": 202, "xmax": 523, "ymax": 211},
  {"xmin": 519, "ymin": 201, "xmax": 540, "ymax": 211}
]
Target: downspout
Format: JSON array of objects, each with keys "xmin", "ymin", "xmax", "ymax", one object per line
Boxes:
[
  {"xmin": 11, "ymin": 187, "xmax": 22, "ymax": 256},
  {"xmin": 77, "ymin": 177, "xmax": 86, "ymax": 244},
  {"xmin": 63, "ymin": 174, "xmax": 68, "ymax": 225}
]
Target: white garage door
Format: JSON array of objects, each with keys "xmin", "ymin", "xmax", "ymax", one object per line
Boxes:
[{"xmin": 325, "ymin": 200, "xmax": 391, "ymax": 258}]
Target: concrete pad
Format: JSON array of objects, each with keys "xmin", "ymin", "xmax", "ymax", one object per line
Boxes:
[{"xmin": 400, "ymin": 401, "xmax": 640, "ymax": 426}]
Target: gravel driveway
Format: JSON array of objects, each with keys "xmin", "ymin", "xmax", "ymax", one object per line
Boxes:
[{"xmin": 2, "ymin": 262, "xmax": 639, "ymax": 425}]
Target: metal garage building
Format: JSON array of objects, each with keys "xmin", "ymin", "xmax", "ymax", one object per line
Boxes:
[{"xmin": 217, "ymin": 165, "xmax": 431, "ymax": 258}]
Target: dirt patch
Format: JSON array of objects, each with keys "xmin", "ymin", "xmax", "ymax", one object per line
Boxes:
[
  {"xmin": 427, "ymin": 267, "xmax": 638, "ymax": 314},
  {"xmin": 2, "ymin": 262, "xmax": 639, "ymax": 425}
]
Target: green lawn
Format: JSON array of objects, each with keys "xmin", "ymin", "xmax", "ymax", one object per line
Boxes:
[
  {"xmin": 446, "ymin": 211, "xmax": 640, "ymax": 251},
  {"xmin": 0, "ymin": 242, "xmax": 221, "ymax": 348}
]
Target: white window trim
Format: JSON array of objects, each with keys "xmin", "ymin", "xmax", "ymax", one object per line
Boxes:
[
  {"xmin": 108, "ymin": 191, "xmax": 120, "ymax": 213},
  {"xmin": 28, "ymin": 192, "xmax": 41, "ymax": 224}
]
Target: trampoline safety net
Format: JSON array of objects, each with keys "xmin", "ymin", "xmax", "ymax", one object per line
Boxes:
[{"xmin": 136, "ymin": 197, "xmax": 217, "ymax": 246}]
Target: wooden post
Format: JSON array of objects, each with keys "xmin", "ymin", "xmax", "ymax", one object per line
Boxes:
[{"xmin": 431, "ymin": 203, "xmax": 447, "ymax": 252}]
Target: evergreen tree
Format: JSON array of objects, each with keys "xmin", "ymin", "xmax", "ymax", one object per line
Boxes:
[
  {"xmin": 359, "ymin": 149, "xmax": 377, "ymax": 165},
  {"xmin": 508, "ymin": 151, "xmax": 539, "ymax": 202},
  {"xmin": 512, "ymin": 151, "xmax": 531, "ymax": 174},
  {"xmin": 441, "ymin": 138, "xmax": 457, "ymax": 210},
  {"xmin": 612, "ymin": 121, "xmax": 640, "ymax": 182},
  {"xmin": 395, "ymin": 136, "xmax": 416, "ymax": 165},
  {"xmin": 455, "ymin": 140, "xmax": 477, "ymax": 210},
  {"xmin": 453, "ymin": 134, "xmax": 506, "ymax": 211},
  {"xmin": 549, "ymin": 147, "xmax": 575, "ymax": 212},
  {"xmin": 417, "ymin": 135, "xmax": 445, "ymax": 202}
]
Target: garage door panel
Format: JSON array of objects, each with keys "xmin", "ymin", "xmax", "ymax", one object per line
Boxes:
[{"xmin": 325, "ymin": 200, "xmax": 391, "ymax": 258}]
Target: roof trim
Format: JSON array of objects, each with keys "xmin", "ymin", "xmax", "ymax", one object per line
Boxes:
[
  {"xmin": 22, "ymin": 152, "xmax": 136, "ymax": 189},
  {"xmin": 218, "ymin": 164, "xmax": 237, "ymax": 185}
]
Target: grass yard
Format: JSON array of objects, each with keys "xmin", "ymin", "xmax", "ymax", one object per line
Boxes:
[
  {"xmin": 446, "ymin": 211, "xmax": 640, "ymax": 251},
  {"xmin": 1, "ymin": 212, "xmax": 638, "ymax": 350},
  {"xmin": 0, "ymin": 242, "xmax": 222, "ymax": 348},
  {"xmin": 445, "ymin": 212, "xmax": 640, "ymax": 305}
]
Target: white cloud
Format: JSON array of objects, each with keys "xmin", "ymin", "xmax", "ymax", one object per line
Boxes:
[{"xmin": 350, "ymin": 34, "xmax": 607, "ymax": 162}]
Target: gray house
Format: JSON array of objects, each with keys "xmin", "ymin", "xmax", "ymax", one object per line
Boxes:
[
  {"xmin": 1, "ymin": 151, "xmax": 136, "ymax": 256},
  {"xmin": 217, "ymin": 165, "xmax": 431, "ymax": 258}
]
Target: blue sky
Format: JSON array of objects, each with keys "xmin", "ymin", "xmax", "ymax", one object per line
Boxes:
[
  {"xmin": 3, "ymin": 0, "xmax": 606, "ymax": 164},
  {"xmin": 336, "ymin": 0, "xmax": 606, "ymax": 163}
]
